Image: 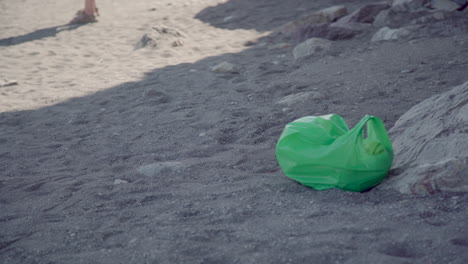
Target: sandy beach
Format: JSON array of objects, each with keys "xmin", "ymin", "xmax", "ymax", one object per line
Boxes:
[{"xmin": 1, "ymin": 0, "xmax": 467, "ymax": 263}]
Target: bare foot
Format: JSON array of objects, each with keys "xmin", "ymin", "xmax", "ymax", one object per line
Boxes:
[{"xmin": 69, "ymin": 10, "xmax": 97, "ymax": 24}]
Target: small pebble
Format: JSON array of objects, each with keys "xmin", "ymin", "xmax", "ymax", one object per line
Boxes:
[
  {"xmin": 114, "ymin": 179, "xmax": 129, "ymax": 185},
  {"xmin": 433, "ymin": 12, "xmax": 444, "ymax": 20},
  {"xmin": 211, "ymin": 61, "xmax": 238, "ymax": 73},
  {"xmin": 223, "ymin": 16, "xmax": 234, "ymax": 22},
  {"xmin": 0, "ymin": 79, "xmax": 18, "ymax": 87}
]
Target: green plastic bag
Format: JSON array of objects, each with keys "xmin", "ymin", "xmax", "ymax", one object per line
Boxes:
[{"xmin": 276, "ymin": 114, "xmax": 394, "ymax": 192}]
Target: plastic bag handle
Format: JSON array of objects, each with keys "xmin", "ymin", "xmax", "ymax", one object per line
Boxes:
[{"xmin": 350, "ymin": 115, "xmax": 393, "ymax": 150}]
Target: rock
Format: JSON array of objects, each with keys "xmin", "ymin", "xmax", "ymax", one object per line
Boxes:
[
  {"xmin": 432, "ymin": 12, "xmax": 445, "ymax": 20},
  {"xmin": 316, "ymin": 5, "xmax": 349, "ymax": 21},
  {"xmin": 223, "ymin": 15, "xmax": 234, "ymax": 22},
  {"xmin": 338, "ymin": 22, "xmax": 373, "ymax": 33},
  {"xmin": 211, "ymin": 61, "xmax": 239, "ymax": 73},
  {"xmin": 277, "ymin": 91, "xmax": 323, "ymax": 106},
  {"xmin": 392, "ymin": 0, "xmax": 429, "ymax": 12},
  {"xmin": 293, "ymin": 38, "xmax": 333, "ymax": 59},
  {"xmin": 135, "ymin": 26, "xmax": 186, "ymax": 50},
  {"xmin": 400, "ymin": 69, "xmax": 414, "ymax": 73},
  {"xmin": 373, "ymin": 9, "xmax": 392, "ymax": 27},
  {"xmin": 454, "ymin": 0, "xmax": 468, "ymax": 7},
  {"xmin": 137, "ymin": 161, "xmax": 187, "ymax": 177},
  {"xmin": 371, "ymin": 26, "xmax": 412, "ymax": 41},
  {"xmin": 291, "ymin": 4, "xmax": 384, "ymax": 42},
  {"xmin": 331, "ymin": 22, "xmax": 373, "ymax": 34},
  {"xmin": 374, "ymin": 7, "xmax": 436, "ymax": 28},
  {"xmin": 453, "ymin": 0, "xmax": 468, "ymax": 5},
  {"xmin": 383, "ymin": 81, "xmax": 468, "ymax": 194},
  {"xmin": 337, "ymin": 2, "xmax": 390, "ymax": 24},
  {"xmin": 114, "ymin": 179, "xmax": 129, "ymax": 185},
  {"xmin": 244, "ymin": 40, "xmax": 256, "ymax": 47},
  {"xmin": 172, "ymin": 40, "xmax": 184, "ymax": 47},
  {"xmin": 277, "ymin": 5, "xmax": 348, "ymax": 35},
  {"xmin": 0, "ymin": 79, "xmax": 18, "ymax": 87},
  {"xmin": 143, "ymin": 90, "xmax": 170, "ymax": 103},
  {"xmin": 430, "ymin": 0, "xmax": 461, "ymax": 11}
]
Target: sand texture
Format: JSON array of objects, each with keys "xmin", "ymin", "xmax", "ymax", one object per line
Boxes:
[{"xmin": 1, "ymin": 0, "xmax": 467, "ymax": 263}]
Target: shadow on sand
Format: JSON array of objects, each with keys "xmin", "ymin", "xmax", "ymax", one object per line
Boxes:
[
  {"xmin": 194, "ymin": 0, "xmax": 376, "ymax": 31},
  {"xmin": 0, "ymin": 23, "xmax": 85, "ymax": 46}
]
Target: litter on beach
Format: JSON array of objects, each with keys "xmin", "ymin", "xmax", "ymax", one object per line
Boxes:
[{"xmin": 276, "ymin": 114, "xmax": 394, "ymax": 192}]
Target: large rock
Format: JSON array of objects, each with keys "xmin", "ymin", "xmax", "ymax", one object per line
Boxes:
[
  {"xmin": 452, "ymin": 0, "xmax": 468, "ymax": 6},
  {"xmin": 315, "ymin": 5, "xmax": 349, "ymax": 21},
  {"xmin": 293, "ymin": 38, "xmax": 333, "ymax": 59},
  {"xmin": 371, "ymin": 26, "xmax": 412, "ymax": 41},
  {"xmin": 337, "ymin": 2, "xmax": 390, "ymax": 24},
  {"xmin": 430, "ymin": 0, "xmax": 461, "ymax": 11},
  {"xmin": 373, "ymin": 9, "xmax": 391, "ymax": 27},
  {"xmin": 391, "ymin": 0, "xmax": 429, "ymax": 12},
  {"xmin": 373, "ymin": 7, "xmax": 436, "ymax": 28},
  {"xmin": 383, "ymin": 81, "xmax": 468, "ymax": 194},
  {"xmin": 277, "ymin": 5, "xmax": 348, "ymax": 35}
]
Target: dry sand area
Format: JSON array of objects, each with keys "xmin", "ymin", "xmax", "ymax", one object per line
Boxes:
[{"xmin": 1, "ymin": 0, "xmax": 468, "ymax": 263}]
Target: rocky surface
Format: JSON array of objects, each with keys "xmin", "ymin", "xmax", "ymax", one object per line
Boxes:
[
  {"xmin": 431, "ymin": 0, "xmax": 463, "ymax": 10},
  {"xmin": 337, "ymin": 2, "xmax": 391, "ymax": 24},
  {"xmin": 371, "ymin": 26, "xmax": 413, "ymax": 41},
  {"xmin": 293, "ymin": 38, "xmax": 333, "ymax": 59},
  {"xmin": 276, "ymin": 5, "xmax": 348, "ymax": 35},
  {"xmin": 384, "ymin": 81, "xmax": 468, "ymax": 194},
  {"xmin": 392, "ymin": 0, "xmax": 428, "ymax": 12}
]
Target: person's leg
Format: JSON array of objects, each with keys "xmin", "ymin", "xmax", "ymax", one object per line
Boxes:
[
  {"xmin": 70, "ymin": 0, "xmax": 98, "ymax": 24},
  {"xmin": 84, "ymin": 0, "xmax": 98, "ymax": 16}
]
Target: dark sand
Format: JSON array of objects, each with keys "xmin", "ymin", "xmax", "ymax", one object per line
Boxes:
[{"xmin": 1, "ymin": 0, "xmax": 467, "ymax": 263}]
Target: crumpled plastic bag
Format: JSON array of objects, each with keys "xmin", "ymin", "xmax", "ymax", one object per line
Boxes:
[{"xmin": 276, "ymin": 114, "xmax": 394, "ymax": 192}]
